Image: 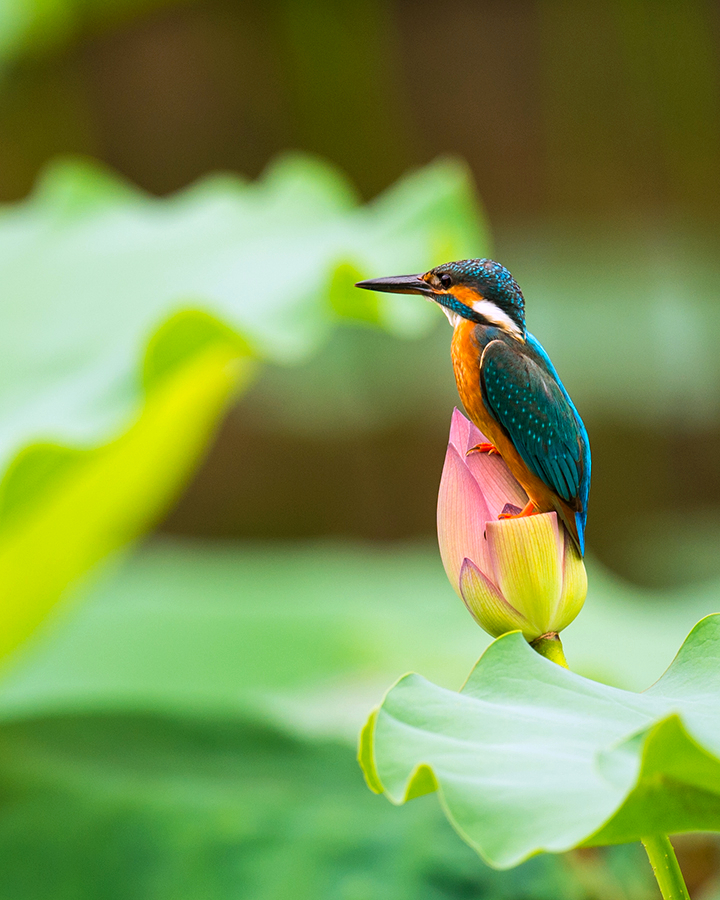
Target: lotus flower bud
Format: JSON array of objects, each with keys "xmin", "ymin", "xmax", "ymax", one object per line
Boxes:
[{"xmin": 437, "ymin": 409, "xmax": 587, "ymax": 643}]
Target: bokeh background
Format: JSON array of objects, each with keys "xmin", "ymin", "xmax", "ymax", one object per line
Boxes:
[{"xmin": 2, "ymin": 1, "xmax": 720, "ymax": 897}]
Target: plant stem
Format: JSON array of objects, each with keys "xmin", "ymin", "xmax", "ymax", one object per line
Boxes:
[
  {"xmin": 641, "ymin": 835, "xmax": 690, "ymax": 900},
  {"xmin": 530, "ymin": 632, "xmax": 568, "ymax": 668}
]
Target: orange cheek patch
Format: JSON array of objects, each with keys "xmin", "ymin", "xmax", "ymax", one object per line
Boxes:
[{"xmin": 449, "ymin": 285, "xmax": 482, "ymax": 308}]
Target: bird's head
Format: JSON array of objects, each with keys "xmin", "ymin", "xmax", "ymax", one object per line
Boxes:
[{"xmin": 356, "ymin": 258, "xmax": 526, "ymax": 339}]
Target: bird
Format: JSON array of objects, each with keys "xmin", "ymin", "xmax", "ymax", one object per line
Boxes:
[{"xmin": 356, "ymin": 259, "xmax": 590, "ymax": 555}]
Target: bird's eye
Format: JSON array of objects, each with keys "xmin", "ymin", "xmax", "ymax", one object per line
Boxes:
[{"xmin": 440, "ymin": 274, "xmax": 453, "ymax": 289}]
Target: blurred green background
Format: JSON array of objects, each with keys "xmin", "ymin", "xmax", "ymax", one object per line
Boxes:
[{"xmin": 2, "ymin": 0, "xmax": 720, "ymax": 897}]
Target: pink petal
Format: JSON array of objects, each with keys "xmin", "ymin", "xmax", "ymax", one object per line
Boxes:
[
  {"xmin": 464, "ymin": 451, "xmax": 528, "ymax": 521},
  {"xmin": 448, "ymin": 407, "xmax": 472, "ymax": 455},
  {"xmin": 448, "ymin": 407, "xmax": 487, "ymax": 456},
  {"xmin": 437, "ymin": 444, "xmax": 492, "ymax": 591}
]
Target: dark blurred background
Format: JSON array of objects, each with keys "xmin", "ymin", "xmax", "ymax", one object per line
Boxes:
[
  {"xmin": 4, "ymin": 0, "xmax": 712, "ymax": 586},
  {"xmin": 6, "ymin": 0, "xmax": 720, "ymax": 218}
]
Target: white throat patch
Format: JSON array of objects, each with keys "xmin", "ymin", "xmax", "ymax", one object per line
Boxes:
[
  {"xmin": 440, "ymin": 306, "xmax": 462, "ymax": 328},
  {"xmin": 470, "ymin": 299, "xmax": 523, "ymax": 339}
]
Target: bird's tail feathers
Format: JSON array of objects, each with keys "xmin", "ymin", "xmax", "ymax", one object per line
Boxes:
[
  {"xmin": 573, "ymin": 511, "xmax": 586, "ymax": 556},
  {"xmin": 554, "ymin": 502, "xmax": 585, "ymax": 557}
]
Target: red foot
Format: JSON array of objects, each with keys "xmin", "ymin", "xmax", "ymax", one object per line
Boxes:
[
  {"xmin": 498, "ymin": 500, "xmax": 538, "ymax": 520},
  {"xmin": 467, "ymin": 442, "xmax": 499, "ymax": 456}
]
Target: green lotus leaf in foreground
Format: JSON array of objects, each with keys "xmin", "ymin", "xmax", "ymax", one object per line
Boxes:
[
  {"xmin": 0, "ymin": 153, "xmax": 485, "ymax": 664},
  {"xmin": 359, "ymin": 614, "xmax": 720, "ymax": 869}
]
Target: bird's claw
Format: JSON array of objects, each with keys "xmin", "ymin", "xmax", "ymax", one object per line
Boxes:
[
  {"xmin": 467, "ymin": 442, "xmax": 499, "ymax": 456},
  {"xmin": 498, "ymin": 500, "xmax": 538, "ymax": 520}
]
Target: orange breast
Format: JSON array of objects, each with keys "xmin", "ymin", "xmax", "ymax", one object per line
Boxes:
[
  {"xmin": 450, "ymin": 320, "xmax": 575, "ymax": 527},
  {"xmin": 451, "ymin": 319, "xmax": 510, "ymax": 449}
]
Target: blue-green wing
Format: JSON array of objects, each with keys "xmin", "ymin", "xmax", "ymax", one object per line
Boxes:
[{"xmin": 479, "ymin": 339, "xmax": 586, "ymax": 509}]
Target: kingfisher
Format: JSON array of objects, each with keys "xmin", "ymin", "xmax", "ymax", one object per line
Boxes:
[{"xmin": 356, "ymin": 259, "xmax": 590, "ymax": 555}]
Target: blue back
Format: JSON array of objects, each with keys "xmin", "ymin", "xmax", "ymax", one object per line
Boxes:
[{"xmin": 525, "ymin": 332, "xmax": 591, "ymax": 552}]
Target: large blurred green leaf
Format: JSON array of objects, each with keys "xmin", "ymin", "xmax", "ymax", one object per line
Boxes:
[
  {"xmin": 0, "ymin": 318, "xmax": 251, "ymax": 661},
  {"xmin": 359, "ymin": 615, "xmax": 720, "ymax": 869},
  {"xmin": 0, "ymin": 153, "xmax": 482, "ymax": 474},
  {"xmin": 0, "ymin": 153, "xmax": 485, "ymax": 663}
]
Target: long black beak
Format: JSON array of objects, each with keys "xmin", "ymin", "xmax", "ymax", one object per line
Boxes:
[{"xmin": 355, "ymin": 274, "xmax": 434, "ymax": 296}]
